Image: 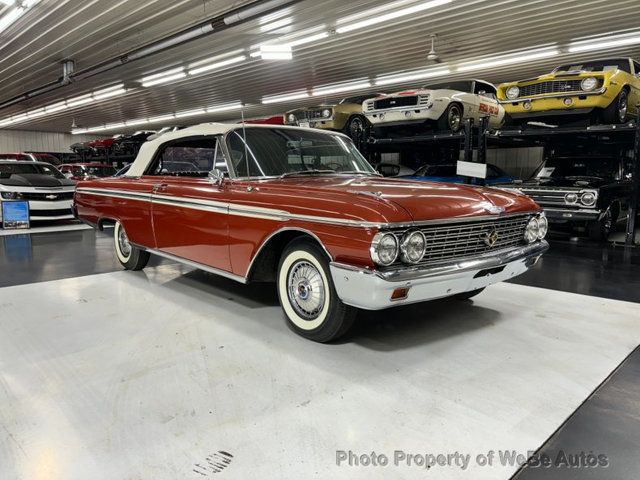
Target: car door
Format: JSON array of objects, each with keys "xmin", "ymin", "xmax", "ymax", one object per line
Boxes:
[{"xmin": 146, "ymin": 136, "xmax": 231, "ymax": 272}]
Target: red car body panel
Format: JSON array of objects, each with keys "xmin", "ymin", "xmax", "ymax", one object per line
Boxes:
[{"xmin": 75, "ymin": 175, "xmax": 540, "ymax": 276}]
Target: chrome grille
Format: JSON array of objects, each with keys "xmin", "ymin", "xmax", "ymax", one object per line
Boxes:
[
  {"xmin": 392, "ymin": 215, "xmax": 531, "ymax": 266},
  {"xmin": 519, "ymin": 187, "xmax": 579, "ymax": 207},
  {"xmin": 21, "ymin": 191, "xmax": 74, "ymax": 201},
  {"xmin": 519, "ymin": 80, "xmax": 586, "ymax": 97}
]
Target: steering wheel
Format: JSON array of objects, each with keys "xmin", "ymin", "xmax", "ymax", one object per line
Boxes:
[{"xmin": 324, "ymin": 162, "xmax": 344, "ymax": 172}]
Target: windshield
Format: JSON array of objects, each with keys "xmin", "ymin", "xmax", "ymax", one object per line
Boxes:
[
  {"xmin": 77, "ymin": 165, "xmax": 116, "ymax": 177},
  {"xmin": 535, "ymin": 157, "xmax": 619, "ymax": 180},
  {"xmin": 226, "ymin": 127, "xmax": 377, "ymax": 177},
  {"xmin": 0, "ymin": 163, "xmax": 65, "ymax": 179},
  {"xmin": 553, "ymin": 60, "xmax": 629, "ymax": 73}
]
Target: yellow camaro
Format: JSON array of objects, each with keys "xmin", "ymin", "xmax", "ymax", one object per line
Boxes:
[{"xmin": 497, "ymin": 58, "xmax": 640, "ymax": 125}]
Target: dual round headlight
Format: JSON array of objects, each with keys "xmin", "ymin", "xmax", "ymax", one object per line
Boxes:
[
  {"xmin": 565, "ymin": 191, "xmax": 597, "ymax": 206},
  {"xmin": 581, "ymin": 77, "xmax": 598, "ymax": 92},
  {"xmin": 524, "ymin": 214, "xmax": 548, "ymax": 243},
  {"xmin": 506, "ymin": 86, "xmax": 520, "ymax": 100},
  {"xmin": 580, "ymin": 191, "xmax": 596, "ymax": 206},
  {"xmin": 322, "ymin": 109, "xmax": 332, "ymax": 118},
  {"xmin": 371, "ymin": 231, "xmax": 427, "ymax": 266}
]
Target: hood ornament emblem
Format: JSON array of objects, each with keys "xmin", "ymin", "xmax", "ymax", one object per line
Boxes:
[
  {"xmin": 482, "ymin": 229, "xmax": 499, "ymax": 247},
  {"xmin": 485, "ymin": 205, "xmax": 504, "ymax": 215}
]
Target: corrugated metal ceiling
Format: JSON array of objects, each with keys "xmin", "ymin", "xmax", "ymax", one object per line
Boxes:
[{"xmin": 1, "ymin": 0, "xmax": 640, "ymax": 133}]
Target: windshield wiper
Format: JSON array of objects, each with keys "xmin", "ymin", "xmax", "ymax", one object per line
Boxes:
[{"xmin": 280, "ymin": 169, "xmax": 335, "ymax": 178}]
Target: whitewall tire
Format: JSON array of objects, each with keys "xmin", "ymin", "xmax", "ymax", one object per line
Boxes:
[
  {"xmin": 277, "ymin": 239, "xmax": 357, "ymax": 342},
  {"xmin": 114, "ymin": 221, "xmax": 150, "ymax": 271}
]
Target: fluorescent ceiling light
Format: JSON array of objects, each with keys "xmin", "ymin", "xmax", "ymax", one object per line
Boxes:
[
  {"xmin": 312, "ymin": 80, "xmax": 372, "ymax": 96},
  {"xmin": 262, "ymin": 91, "xmax": 309, "ymax": 104},
  {"xmin": 0, "ymin": 6, "xmax": 25, "ymax": 33},
  {"xmin": 207, "ymin": 103, "xmax": 244, "ymax": 113},
  {"xmin": 174, "ymin": 108, "xmax": 207, "ymax": 118},
  {"xmin": 93, "ymin": 88, "xmax": 127, "ymax": 100},
  {"xmin": 188, "ymin": 49, "xmax": 245, "ymax": 68},
  {"xmin": 188, "ymin": 55, "xmax": 247, "ymax": 76},
  {"xmin": 375, "ymin": 67, "xmax": 450, "ymax": 85},
  {"xmin": 0, "ymin": 0, "xmax": 15, "ymax": 5},
  {"xmin": 336, "ymin": 0, "xmax": 451, "ymax": 34},
  {"xmin": 105, "ymin": 122, "xmax": 125, "ymax": 129},
  {"xmin": 457, "ymin": 48, "xmax": 559, "ymax": 72},
  {"xmin": 568, "ymin": 33, "xmax": 640, "ymax": 53},
  {"xmin": 45, "ymin": 101, "xmax": 68, "ymax": 113},
  {"xmin": 71, "ymin": 129, "xmax": 88, "ymax": 135},
  {"xmin": 66, "ymin": 94, "xmax": 94, "ymax": 107},
  {"xmin": 288, "ymin": 31, "xmax": 329, "ymax": 47},
  {"xmin": 26, "ymin": 108, "xmax": 46, "ymax": 119},
  {"xmin": 259, "ymin": 44, "xmax": 292, "ymax": 60},
  {"xmin": 141, "ymin": 67, "xmax": 186, "ymax": 87}
]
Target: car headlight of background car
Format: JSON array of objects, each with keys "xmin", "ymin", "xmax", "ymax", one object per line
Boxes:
[
  {"xmin": 580, "ymin": 77, "xmax": 598, "ymax": 92},
  {"xmin": 371, "ymin": 232, "xmax": 399, "ymax": 266},
  {"xmin": 400, "ymin": 231, "xmax": 426, "ymax": 264},
  {"xmin": 1, "ymin": 192, "xmax": 23, "ymax": 200},
  {"xmin": 506, "ymin": 86, "xmax": 520, "ymax": 100},
  {"xmin": 524, "ymin": 214, "xmax": 548, "ymax": 243},
  {"xmin": 580, "ymin": 191, "xmax": 597, "ymax": 206},
  {"xmin": 322, "ymin": 108, "xmax": 332, "ymax": 118}
]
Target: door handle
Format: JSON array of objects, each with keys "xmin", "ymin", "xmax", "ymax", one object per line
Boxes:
[{"xmin": 153, "ymin": 183, "xmax": 168, "ymax": 193}]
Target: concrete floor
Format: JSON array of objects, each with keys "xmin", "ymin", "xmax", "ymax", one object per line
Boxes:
[{"xmin": 1, "ymin": 263, "xmax": 639, "ymax": 480}]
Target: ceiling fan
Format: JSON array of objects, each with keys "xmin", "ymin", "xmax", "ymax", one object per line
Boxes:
[{"xmin": 427, "ymin": 34, "xmax": 443, "ymax": 64}]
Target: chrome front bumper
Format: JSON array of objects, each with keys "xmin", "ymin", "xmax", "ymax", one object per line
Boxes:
[{"xmin": 329, "ymin": 241, "xmax": 549, "ymax": 310}]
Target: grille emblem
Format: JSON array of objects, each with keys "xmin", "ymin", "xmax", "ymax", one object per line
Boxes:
[
  {"xmin": 45, "ymin": 194, "xmax": 58, "ymax": 200},
  {"xmin": 485, "ymin": 205, "xmax": 505, "ymax": 214},
  {"xmin": 482, "ymin": 229, "xmax": 499, "ymax": 247}
]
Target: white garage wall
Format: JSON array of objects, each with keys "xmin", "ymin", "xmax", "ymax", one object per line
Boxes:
[{"xmin": 0, "ymin": 129, "xmax": 104, "ymax": 153}]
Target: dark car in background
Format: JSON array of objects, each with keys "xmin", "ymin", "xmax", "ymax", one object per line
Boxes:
[
  {"xmin": 113, "ymin": 131, "xmax": 156, "ymax": 156},
  {"xmin": 505, "ymin": 154, "xmax": 633, "ymax": 240}
]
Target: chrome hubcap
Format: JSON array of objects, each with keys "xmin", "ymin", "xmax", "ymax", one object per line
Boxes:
[
  {"xmin": 118, "ymin": 227, "xmax": 131, "ymax": 257},
  {"xmin": 449, "ymin": 106, "xmax": 461, "ymax": 130},
  {"xmin": 287, "ymin": 260, "xmax": 325, "ymax": 320},
  {"xmin": 619, "ymin": 93, "xmax": 628, "ymax": 122}
]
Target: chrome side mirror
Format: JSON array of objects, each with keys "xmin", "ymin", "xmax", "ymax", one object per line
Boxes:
[{"xmin": 208, "ymin": 168, "xmax": 225, "ymax": 186}]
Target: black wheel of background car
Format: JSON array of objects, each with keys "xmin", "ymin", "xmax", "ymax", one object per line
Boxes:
[
  {"xmin": 345, "ymin": 115, "xmax": 367, "ymax": 144},
  {"xmin": 602, "ymin": 89, "xmax": 629, "ymax": 124},
  {"xmin": 588, "ymin": 209, "xmax": 614, "ymax": 242},
  {"xmin": 454, "ymin": 288, "xmax": 485, "ymax": 300},
  {"xmin": 114, "ymin": 221, "xmax": 150, "ymax": 270},
  {"xmin": 277, "ymin": 238, "xmax": 357, "ymax": 343},
  {"xmin": 437, "ymin": 103, "xmax": 463, "ymax": 132}
]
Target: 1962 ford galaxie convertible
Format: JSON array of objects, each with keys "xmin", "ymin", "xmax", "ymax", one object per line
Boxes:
[{"xmin": 74, "ymin": 124, "xmax": 548, "ymax": 342}]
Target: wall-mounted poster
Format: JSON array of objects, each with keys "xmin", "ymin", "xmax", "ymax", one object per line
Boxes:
[{"xmin": 1, "ymin": 201, "xmax": 30, "ymax": 230}]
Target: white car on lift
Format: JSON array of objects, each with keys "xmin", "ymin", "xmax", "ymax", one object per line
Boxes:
[
  {"xmin": 0, "ymin": 160, "xmax": 76, "ymax": 223},
  {"xmin": 363, "ymin": 79, "xmax": 505, "ymax": 133}
]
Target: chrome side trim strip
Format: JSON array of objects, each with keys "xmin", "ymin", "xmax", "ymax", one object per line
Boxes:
[
  {"xmin": 142, "ymin": 247, "xmax": 247, "ymax": 284},
  {"xmin": 76, "ymin": 187, "xmax": 539, "ymax": 229}
]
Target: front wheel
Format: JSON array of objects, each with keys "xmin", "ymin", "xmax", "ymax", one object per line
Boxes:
[
  {"xmin": 437, "ymin": 103, "xmax": 463, "ymax": 132},
  {"xmin": 114, "ymin": 221, "xmax": 150, "ymax": 270},
  {"xmin": 345, "ymin": 115, "xmax": 367, "ymax": 144},
  {"xmin": 602, "ymin": 89, "xmax": 629, "ymax": 124},
  {"xmin": 588, "ymin": 209, "xmax": 614, "ymax": 242},
  {"xmin": 277, "ymin": 239, "xmax": 357, "ymax": 342}
]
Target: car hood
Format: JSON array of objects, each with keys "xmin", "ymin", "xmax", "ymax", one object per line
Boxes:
[
  {"xmin": 0, "ymin": 174, "xmax": 75, "ymax": 188},
  {"xmin": 252, "ymin": 176, "xmax": 539, "ymax": 224},
  {"xmin": 519, "ymin": 176, "xmax": 610, "ymax": 189}
]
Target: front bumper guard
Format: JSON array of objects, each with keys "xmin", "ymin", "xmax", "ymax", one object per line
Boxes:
[{"xmin": 330, "ymin": 241, "xmax": 549, "ymax": 310}]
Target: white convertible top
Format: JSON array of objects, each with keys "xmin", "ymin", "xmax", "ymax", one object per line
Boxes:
[{"xmin": 125, "ymin": 122, "xmax": 338, "ymax": 177}]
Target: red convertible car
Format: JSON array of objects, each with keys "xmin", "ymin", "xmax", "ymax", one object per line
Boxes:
[{"xmin": 73, "ymin": 124, "xmax": 548, "ymax": 342}]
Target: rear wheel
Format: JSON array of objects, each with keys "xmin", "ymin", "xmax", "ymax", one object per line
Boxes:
[
  {"xmin": 602, "ymin": 89, "xmax": 629, "ymax": 124},
  {"xmin": 437, "ymin": 103, "xmax": 463, "ymax": 132},
  {"xmin": 277, "ymin": 239, "xmax": 357, "ymax": 342},
  {"xmin": 114, "ymin": 221, "xmax": 150, "ymax": 270},
  {"xmin": 345, "ymin": 115, "xmax": 367, "ymax": 144}
]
